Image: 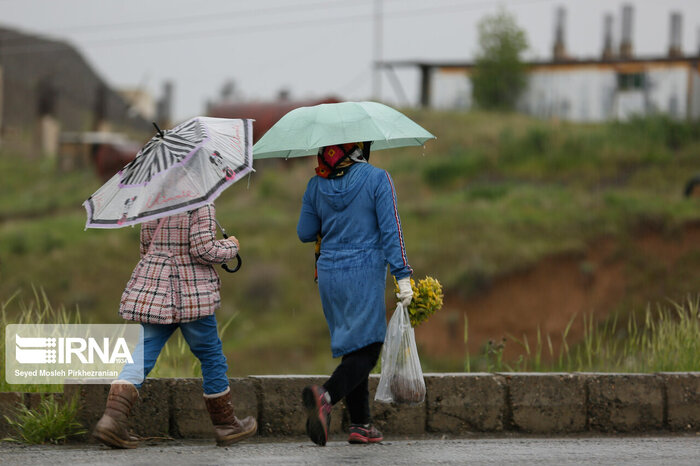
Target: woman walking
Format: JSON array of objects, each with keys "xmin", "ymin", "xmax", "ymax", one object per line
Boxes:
[
  {"xmin": 297, "ymin": 142, "xmax": 413, "ymax": 446},
  {"xmin": 93, "ymin": 203, "xmax": 257, "ymax": 448}
]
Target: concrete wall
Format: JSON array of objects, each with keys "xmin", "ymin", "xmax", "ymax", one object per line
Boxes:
[
  {"xmin": 1, "ymin": 373, "xmax": 699, "ymax": 441},
  {"xmin": 431, "ymin": 63, "xmax": 696, "ymax": 122},
  {"xmin": 431, "ymin": 70, "xmax": 472, "ymax": 110},
  {"xmin": 691, "ymin": 68, "xmax": 700, "ymax": 120},
  {"xmin": 520, "ymin": 66, "xmax": 691, "ymax": 122},
  {"xmin": 645, "ymin": 67, "xmax": 689, "ymax": 118},
  {"xmin": 520, "ymin": 69, "xmax": 617, "ymax": 121}
]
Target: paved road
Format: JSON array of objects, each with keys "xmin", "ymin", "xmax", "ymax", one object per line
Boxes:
[{"xmin": 1, "ymin": 435, "xmax": 699, "ymax": 465}]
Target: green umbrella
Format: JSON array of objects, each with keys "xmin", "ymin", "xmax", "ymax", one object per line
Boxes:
[{"xmin": 253, "ymin": 101, "xmax": 435, "ymax": 159}]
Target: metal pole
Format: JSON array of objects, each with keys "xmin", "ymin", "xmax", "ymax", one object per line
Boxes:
[{"xmin": 373, "ymin": 0, "xmax": 383, "ymax": 101}]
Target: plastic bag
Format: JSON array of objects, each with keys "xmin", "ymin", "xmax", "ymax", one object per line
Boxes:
[{"xmin": 375, "ymin": 302, "xmax": 426, "ymax": 404}]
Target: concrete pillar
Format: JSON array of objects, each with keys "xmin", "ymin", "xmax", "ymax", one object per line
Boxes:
[
  {"xmin": 37, "ymin": 78, "xmax": 58, "ymax": 159},
  {"xmin": 39, "ymin": 115, "xmax": 60, "ymax": 159},
  {"xmin": 552, "ymin": 7, "xmax": 567, "ymax": 61},
  {"xmin": 0, "ymin": 66, "xmax": 3, "ymax": 148},
  {"xmin": 93, "ymin": 84, "xmax": 108, "ymax": 132},
  {"xmin": 668, "ymin": 12, "xmax": 683, "ymax": 58},
  {"xmin": 156, "ymin": 81, "xmax": 174, "ymax": 128},
  {"xmin": 419, "ymin": 65, "xmax": 432, "ymax": 108},
  {"xmin": 602, "ymin": 14, "xmax": 615, "ymax": 60},
  {"xmin": 619, "ymin": 4, "xmax": 634, "ymax": 59}
]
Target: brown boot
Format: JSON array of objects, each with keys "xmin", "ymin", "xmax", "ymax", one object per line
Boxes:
[
  {"xmin": 92, "ymin": 381, "xmax": 139, "ymax": 449},
  {"xmin": 204, "ymin": 387, "xmax": 257, "ymax": 447}
]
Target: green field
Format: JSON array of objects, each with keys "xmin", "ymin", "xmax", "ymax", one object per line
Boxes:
[{"xmin": 1, "ymin": 111, "xmax": 700, "ymax": 378}]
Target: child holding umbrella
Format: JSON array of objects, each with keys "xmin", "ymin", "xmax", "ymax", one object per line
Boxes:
[{"xmin": 84, "ymin": 117, "xmax": 257, "ymax": 449}]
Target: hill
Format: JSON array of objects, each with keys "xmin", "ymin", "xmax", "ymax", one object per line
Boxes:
[{"xmin": 1, "ymin": 111, "xmax": 699, "ymax": 375}]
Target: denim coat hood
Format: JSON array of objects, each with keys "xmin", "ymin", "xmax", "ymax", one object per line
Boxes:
[{"xmin": 317, "ymin": 162, "xmax": 371, "ymax": 212}]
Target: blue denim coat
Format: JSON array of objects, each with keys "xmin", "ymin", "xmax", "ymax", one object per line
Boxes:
[{"xmin": 297, "ymin": 163, "xmax": 412, "ymax": 357}]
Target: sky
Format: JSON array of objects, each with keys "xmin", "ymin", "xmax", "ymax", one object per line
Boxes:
[{"xmin": 2, "ymin": 0, "xmax": 700, "ymax": 122}]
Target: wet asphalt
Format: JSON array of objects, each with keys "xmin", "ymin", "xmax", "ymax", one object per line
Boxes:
[{"xmin": 1, "ymin": 434, "xmax": 699, "ymax": 465}]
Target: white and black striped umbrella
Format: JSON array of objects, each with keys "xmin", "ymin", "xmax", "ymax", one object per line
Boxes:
[{"xmin": 83, "ymin": 117, "xmax": 253, "ymax": 228}]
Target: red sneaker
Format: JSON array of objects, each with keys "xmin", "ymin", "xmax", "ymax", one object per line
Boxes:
[
  {"xmin": 302, "ymin": 385, "xmax": 332, "ymax": 446},
  {"xmin": 348, "ymin": 424, "xmax": 383, "ymax": 444}
]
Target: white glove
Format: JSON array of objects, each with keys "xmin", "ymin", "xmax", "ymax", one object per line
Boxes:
[{"xmin": 396, "ymin": 277, "xmax": 413, "ymax": 307}]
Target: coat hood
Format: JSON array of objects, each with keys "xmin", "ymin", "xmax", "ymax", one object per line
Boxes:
[{"xmin": 316, "ymin": 163, "xmax": 372, "ymax": 211}]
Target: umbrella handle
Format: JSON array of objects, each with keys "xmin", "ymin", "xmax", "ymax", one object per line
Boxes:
[
  {"xmin": 222, "ymin": 254, "xmax": 242, "ymax": 273},
  {"xmin": 219, "ymin": 228, "xmax": 242, "ymax": 273}
]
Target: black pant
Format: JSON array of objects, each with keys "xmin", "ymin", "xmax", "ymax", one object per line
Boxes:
[{"xmin": 323, "ymin": 342, "xmax": 383, "ymax": 425}]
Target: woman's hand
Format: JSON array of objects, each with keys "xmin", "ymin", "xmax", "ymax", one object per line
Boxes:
[
  {"xmin": 229, "ymin": 236, "xmax": 240, "ymax": 251},
  {"xmin": 396, "ymin": 277, "xmax": 413, "ymax": 307}
]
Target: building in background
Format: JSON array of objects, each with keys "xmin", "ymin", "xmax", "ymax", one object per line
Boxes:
[
  {"xmin": 0, "ymin": 26, "xmax": 154, "ymax": 158},
  {"xmin": 381, "ymin": 7, "xmax": 700, "ymax": 122},
  {"xmin": 207, "ymin": 90, "xmax": 340, "ymax": 143}
]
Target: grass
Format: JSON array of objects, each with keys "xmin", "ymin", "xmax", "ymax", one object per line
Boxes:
[
  {"xmin": 1, "ymin": 111, "xmax": 700, "ymax": 374},
  {"xmin": 465, "ymin": 296, "xmax": 700, "ymax": 372},
  {"xmin": 0, "ymin": 156, "xmax": 99, "ymax": 220},
  {"xmin": 0, "ymin": 289, "xmax": 80, "ymax": 393},
  {"xmin": 4, "ymin": 395, "xmax": 87, "ymax": 444},
  {"xmin": 0, "ymin": 290, "xmax": 224, "ymax": 393},
  {"xmin": 2, "ymin": 394, "xmax": 86, "ymax": 444}
]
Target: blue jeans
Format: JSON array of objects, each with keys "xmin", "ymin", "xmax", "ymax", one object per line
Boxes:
[{"xmin": 119, "ymin": 314, "xmax": 229, "ymax": 395}]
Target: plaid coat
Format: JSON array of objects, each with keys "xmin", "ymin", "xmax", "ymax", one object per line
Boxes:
[{"xmin": 119, "ymin": 204, "xmax": 238, "ymax": 324}]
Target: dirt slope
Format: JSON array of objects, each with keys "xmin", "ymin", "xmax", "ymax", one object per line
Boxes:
[{"xmin": 416, "ymin": 221, "xmax": 700, "ymax": 366}]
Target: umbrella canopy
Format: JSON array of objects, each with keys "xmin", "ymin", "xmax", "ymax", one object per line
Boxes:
[
  {"xmin": 83, "ymin": 117, "xmax": 253, "ymax": 229},
  {"xmin": 252, "ymin": 101, "xmax": 435, "ymax": 159}
]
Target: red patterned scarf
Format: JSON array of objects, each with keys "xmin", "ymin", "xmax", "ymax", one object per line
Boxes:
[{"xmin": 315, "ymin": 142, "xmax": 366, "ymax": 179}]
